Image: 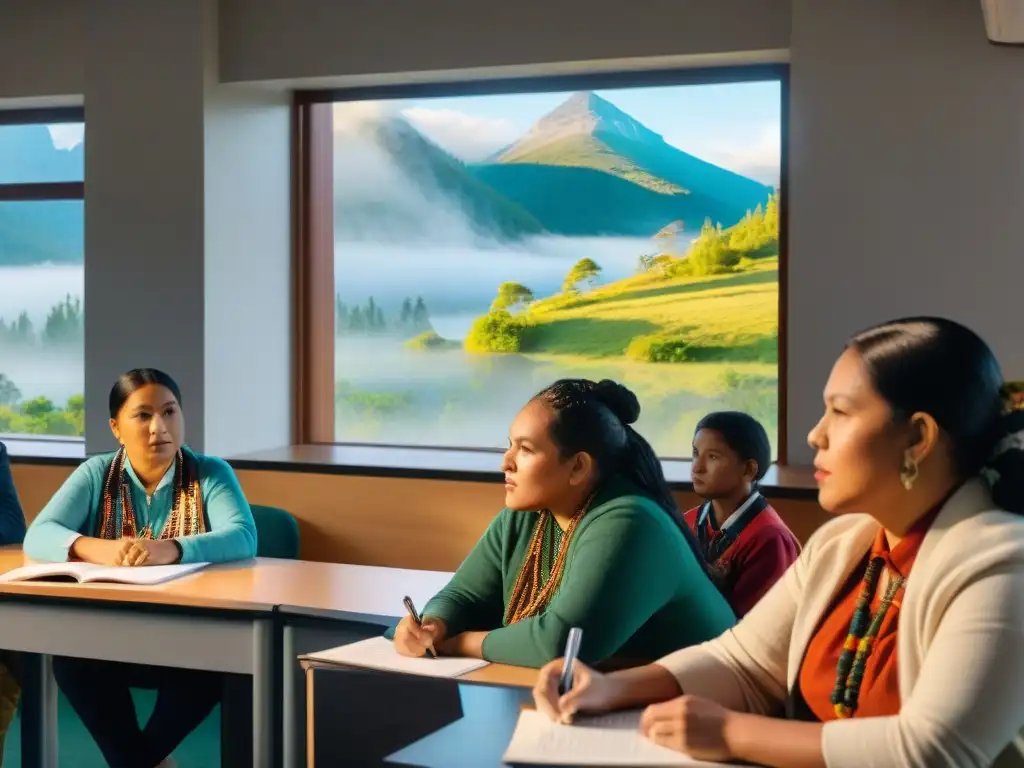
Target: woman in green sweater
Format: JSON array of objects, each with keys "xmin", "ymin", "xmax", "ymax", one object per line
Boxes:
[
  {"xmin": 24, "ymin": 368, "xmax": 258, "ymax": 768},
  {"xmin": 393, "ymin": 378, "xmax": 735, "ymax": 669}
]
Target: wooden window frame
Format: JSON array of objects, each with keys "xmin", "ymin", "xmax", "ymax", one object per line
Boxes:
[{"xmin": 293, "ymin": 66, "xmax": 791, "ymax": 462}]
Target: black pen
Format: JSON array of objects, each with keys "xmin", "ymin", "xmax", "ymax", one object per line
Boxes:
[
  {"xmin": 559, "ymin": 627, "xmax": 583, "ymax": 696},
  {"xmin": 403, "ymin": 595, "xmax": 437, "ymax": 659}
]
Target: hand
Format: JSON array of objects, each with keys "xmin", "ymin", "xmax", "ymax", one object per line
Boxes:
[
  {"xmin": 639, "ymin": 695, "xmax": 735, "ymax": 762},
  {"xmin": 70, "ymin": 537, "xmax": 135, "ymax": 566},
  {"xmin": 393, "ymin": 615, "xmax": 447, "ymax": 658},
  {"xmin": 533, "ymin": 658, "xmax": 619, "ymax": 724},
  {"xmin": 117, "ymin": 539, "xmax": 181, "ymax": 567}
]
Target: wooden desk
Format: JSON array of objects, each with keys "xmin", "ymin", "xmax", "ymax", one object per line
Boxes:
[
  {"xmin": 0, "ymin": 547, "xmax": 452, "ymax": 768},
  {"xmin": 275, "ymin": 565, "xmax": 454, "ymax": 768},
  {"xmin": 301, "ymin": 657, "xmax": 537, "ymax": 767}
]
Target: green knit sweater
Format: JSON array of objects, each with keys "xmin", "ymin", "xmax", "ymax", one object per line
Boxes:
[{"xmin": 420, "ymin": 477, "xmax": 736, "ymax": 668}]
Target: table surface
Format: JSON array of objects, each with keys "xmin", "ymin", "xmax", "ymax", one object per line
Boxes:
[{"xmin": 0, "ymin": 546, "xmax": 452, "ymax": 617}]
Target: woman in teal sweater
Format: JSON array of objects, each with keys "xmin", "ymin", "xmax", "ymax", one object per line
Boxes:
[
  {"xmin": 24, "ymin": 368, "xmax": 257, "ymax": 768},
  {"xmin": 393, "ymin": 378, "xmax": 735, "ymax": 669}
]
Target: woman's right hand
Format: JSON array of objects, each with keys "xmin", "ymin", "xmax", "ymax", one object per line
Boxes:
[
  {"xmin": 393, "ymin": 615, "xmax": 447, "ymax": 658},
  {"xmin": 533, "ymin": 658, "xmax": 619, "ymax": 724},
  {"xmin": 70, "ymin": 537, "xmax": 134, "ymax": 566}
]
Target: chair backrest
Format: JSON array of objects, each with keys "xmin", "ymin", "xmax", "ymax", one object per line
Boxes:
[{"xmin": 250, "ymin": 504, "xmax": 300, "ymax": 559}]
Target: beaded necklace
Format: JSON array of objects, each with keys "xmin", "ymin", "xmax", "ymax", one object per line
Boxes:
[
  {"xmin": 98, "ymin": 447, "xmax": 207, "ymax": 541},
  {"xmin": 503, "ymin": 491, "xmax": 595, "ymax": 626},
  {"xmin": 831, "ymin": 556, "xmax": 905, "ymax": 718}
]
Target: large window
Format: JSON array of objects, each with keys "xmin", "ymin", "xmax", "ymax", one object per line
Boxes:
[
  {"xmin": 299, "ymin": 69, "xmax": 785, "ymax": 459},
  {"xmin": 0, "ymin": 110, "xmax": 85, "ymax": 439}
]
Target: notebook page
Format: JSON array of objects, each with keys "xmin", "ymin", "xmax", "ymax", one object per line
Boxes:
[
  {"xmin": 0, "ymin": 562, "xmax": 90, "ymax": 583},
  {"xmin": 81, "ymin": 562, "xmax": 210, "ymax": 585},
  {"xmin": 503, "ymin": 709, "xmax": 746, "ymax": 767},
  {"xmin": 303, "ymin": 636, "xmax": 489, "ymax": 678}
]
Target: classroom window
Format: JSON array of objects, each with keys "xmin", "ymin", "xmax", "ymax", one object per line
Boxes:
[
  {"xmin": 298, "ymin": 69, "xmax": 786, "ymax": 459},
  {"xmin": 0, "ymin": 112, "xmax": 85, "ymax": 440}
]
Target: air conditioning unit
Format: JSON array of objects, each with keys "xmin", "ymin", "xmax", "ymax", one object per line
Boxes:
[{"xmin": 982, "ymin": 0, "xmax": 1024, "ymax": 44}]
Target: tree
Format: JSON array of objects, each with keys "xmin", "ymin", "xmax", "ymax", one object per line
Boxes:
[
  {"xmin": 349, "ymin": 306, "xmax": 365, "ymax": 332},
  {"xmin": 491, "ymin": 282, "xmax": 535, "ymax": 312},
  {"xmin": 335, "ymin": 296, "xmax": 348, "ymax": 334},
  {"xmin": 0, "ymin": 375, "xmax": 20, "ymax": 406},
  {"xmin": 374, "ymin": 306, "xmax": 385, "ymax": 330},
  {"xmin": 400, "ymin": 297, "xmax": 413, "ymax": 326},
  {"xmin": 562, "ymin": 258, "xmax": 602, "ymax": 294},
  {"xmin": 412, "ymin": 297, "xmax": 430, "ymax": 330}
]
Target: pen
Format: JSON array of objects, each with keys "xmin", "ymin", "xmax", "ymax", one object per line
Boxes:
[
  {"xmin": 559, "ymin": 627, "xmax": 583, "ymax": 696},
  {"xmin": 402, "ymin": 595, "xmax": 437, "ymax": 659}
]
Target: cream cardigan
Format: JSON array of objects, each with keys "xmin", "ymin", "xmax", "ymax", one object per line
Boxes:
[{"xmin": 656, "ymin": 478, "xmax": 1024, "ymax": 768}]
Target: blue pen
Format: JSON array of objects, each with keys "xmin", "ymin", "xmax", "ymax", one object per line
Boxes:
[{"xmin": 559, "ymin": 627, "xmax": 583, "ymax": 695}]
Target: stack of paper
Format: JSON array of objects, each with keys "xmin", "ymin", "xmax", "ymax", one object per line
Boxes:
[
  {"xmin": 503, "ymin": 709, "xmax": 751, "ymax": 767},
  {"xmin": 303, "ymin": 636, "xmax": 490, "ymax": 678}
]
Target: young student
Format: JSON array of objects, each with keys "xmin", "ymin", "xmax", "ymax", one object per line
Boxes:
[
  {"xmin": 0, "ymin": 441, "xmax": 27, "ymax": 761},
  {"xmin": 392, "ymin": 378, "xmax": 735, "ymax": 668},
  {"xmin": 685, "ymin": 411, "xmax": 799, "ymax": 617}
]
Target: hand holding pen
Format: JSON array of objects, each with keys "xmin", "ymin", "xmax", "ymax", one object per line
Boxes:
[{"xmin": 400, "ymin": 595, "xmax": 438, "ymax": 659}]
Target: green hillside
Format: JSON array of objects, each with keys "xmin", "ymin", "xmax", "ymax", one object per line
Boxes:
[{"xmin": 496, "ymin": 133, "xmax": 686, "ymax": 195}]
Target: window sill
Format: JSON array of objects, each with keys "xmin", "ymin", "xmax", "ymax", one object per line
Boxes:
[
  {"xmin": 228, "ymin": 444, "xmax": 819, "ymax": 500},
  {"xmin": 3, "ymin": 436, "xmax": 85, "ymax": 465}
]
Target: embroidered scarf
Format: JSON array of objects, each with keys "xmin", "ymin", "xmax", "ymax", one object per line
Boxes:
[{"xmin": 98, "ymin": 447, "xmax": 207, "ymax": 540}]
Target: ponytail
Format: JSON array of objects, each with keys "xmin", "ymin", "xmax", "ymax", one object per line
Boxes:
[
  {"xmin": 621, "ymin": 426, "xmax": 708, "ymax": 571},
  {"xmin": 981, "ymin": 397, "xmax": 1024, "ymax": 514}
]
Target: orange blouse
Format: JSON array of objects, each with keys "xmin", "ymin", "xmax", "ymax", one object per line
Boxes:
[{"xmin": 797, "ymin": 510, "xmax": 937, "ymax": 721}]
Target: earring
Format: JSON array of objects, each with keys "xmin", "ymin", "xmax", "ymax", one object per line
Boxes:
[{"xmin": 900, "ymin": 454, "xmax": 919, "ymax": 491}]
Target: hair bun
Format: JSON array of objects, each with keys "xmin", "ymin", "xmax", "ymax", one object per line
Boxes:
[{"xmin": 593, "ymin": 379, "xmax": 641, "ymax": 425}]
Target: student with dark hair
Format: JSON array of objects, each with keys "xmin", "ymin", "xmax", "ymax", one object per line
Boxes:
[
  {"xmin": 535, "ymin": 318, "xmax": 1024, "ymax": 768},
  {"xmin": 24, "ymin": 368, "xmax": 257, "ymax": 768},
  {"xmin": 392, "ymin": 378, "xmax": 735, "ymax": 668},
  {"xmin": 685, "ymin": 411, "xmax": 799, "ymax": 616},
  {"xmin": 0, "ymin": 441, "xmax": 26, "ymax": 758}
]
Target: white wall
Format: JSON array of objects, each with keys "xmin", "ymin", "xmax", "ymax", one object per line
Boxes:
[
  {"xmin": 4, "ymin": 0, "xmax": 1023, "ymax": 463},
  {"xmin": 786, "ymin": 0, "xmax": 1024, "ymax": 461}
]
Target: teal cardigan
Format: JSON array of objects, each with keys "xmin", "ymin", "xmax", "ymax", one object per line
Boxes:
[{"xmin": 24, "ymin": 448, "xmax": 257, "ymax": 564}]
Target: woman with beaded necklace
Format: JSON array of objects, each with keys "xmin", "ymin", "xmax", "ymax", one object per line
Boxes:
[
  {"xmin": 534, "ymin": 317, "xmax": 1024, "ymax": 768},
  {"xmin": 24, "ymin": 368, "xmax": 258, "ymax": 768},
  {"xmin": 391, "ymin": 378, "xmax": 736, "ymax": 668}
]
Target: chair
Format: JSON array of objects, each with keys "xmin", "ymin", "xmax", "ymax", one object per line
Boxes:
[{"xmin": 250, "ymin": 504, "xmax": 300, "ymax": 560}]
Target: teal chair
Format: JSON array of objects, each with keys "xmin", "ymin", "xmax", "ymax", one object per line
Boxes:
[{"xmin": 250, "ymin": 504, "xmax": 300, "ymax": 559}]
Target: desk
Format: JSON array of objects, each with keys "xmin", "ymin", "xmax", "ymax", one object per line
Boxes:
[
  {"xmin": 301, "ymin": 658, "xmax": 537, "ymax": 768},
  {"xmin": 275, "ymin": 564, "xmax": 454, "ymax": 768},
  {"xmin": 0, "ymin": 548, "xmax": 452, "ymax": 768}
]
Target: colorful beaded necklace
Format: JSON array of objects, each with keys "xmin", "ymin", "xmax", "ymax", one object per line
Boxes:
[
  {"xmin": 831, "ymin": 556, "xmax": 905, "ymax": 718},
  {"xmin": 503, "ymin": 491, "xmax": 596, "ymax": 626},
  {"xmin": 98, "ymin": 447, "xmax": 207, "ymax": 541}
]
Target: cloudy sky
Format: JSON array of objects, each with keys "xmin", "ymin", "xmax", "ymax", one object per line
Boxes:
[{"xmin": 334, "ymin": 80, "xmax": 781, "ymax": 186}]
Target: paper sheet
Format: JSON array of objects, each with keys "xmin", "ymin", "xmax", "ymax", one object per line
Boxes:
[
  {"xmin": 503, "ymin": 709, "xmax": 747, "ymax": 767},
  {"xmin": 303, "ymin": 636, "xmax": 490, "ymax": 678},
  {"xmin": 0, "ymin": 561, "xmax": 209, "ymax": 585}
]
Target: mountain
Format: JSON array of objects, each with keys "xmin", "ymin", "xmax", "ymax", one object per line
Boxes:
[
  {"xmin": 333, "ymin": 114, "xmax": 545, "ymax": 243},
  {"xmin": 471, "ymin": 91, "xmax": 774, "ymax": 237},
  {"xmin": 0, "ymin": 124, "xmax": 83, "ymax": 266}
]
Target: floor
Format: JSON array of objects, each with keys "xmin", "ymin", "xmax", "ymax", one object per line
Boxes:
[{"xmin": 2, "ymin": 689, "xmax": 221, "ymax": 767}]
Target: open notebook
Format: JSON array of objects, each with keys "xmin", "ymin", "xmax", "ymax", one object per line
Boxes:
[
  {"xmin": 503, "ymin": 710, "xmax": 754, "ymax": 767},
  {"xmin": 302, "ymin": 636, "xmax": 489, "ymax": 679},
  {"xmin": 0, "ymin": 561, "xmax": 210, "ymax": 586}
]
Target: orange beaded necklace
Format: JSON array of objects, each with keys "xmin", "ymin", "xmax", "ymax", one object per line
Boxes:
[{"xmin": 503, "ymin": 491, "xmax": 596, "ymax": 626}]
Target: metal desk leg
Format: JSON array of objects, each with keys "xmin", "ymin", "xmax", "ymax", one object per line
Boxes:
[
  {"xmin": 282, "ymin": 624, "xmax": 299, "ymax": 768},
  {"xmin": 252, "ymin": 619, "xmax": 275, "ymax": 768},
  {"xmin": 19, "ymin": 653, "xmax": 57, "ymax": 768}
]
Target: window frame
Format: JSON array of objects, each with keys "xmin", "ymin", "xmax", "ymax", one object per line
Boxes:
[
  {"xmin": 0, "ymin": 107, "xmax": 86, "ymax": 446},
  {"xmin": 293, "ymin": 65, "xmax": 791, "ymax": 462}
]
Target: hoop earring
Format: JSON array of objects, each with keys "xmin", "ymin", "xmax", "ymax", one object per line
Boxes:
[{"xmin": 900, "ymin": 454, "xmax": 919, "ymax": 491}]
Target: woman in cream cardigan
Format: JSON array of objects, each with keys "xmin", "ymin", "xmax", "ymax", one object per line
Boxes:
[{"xmin": 533, "ymin": 317, "xmax": 1024, "ymax": 768}]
